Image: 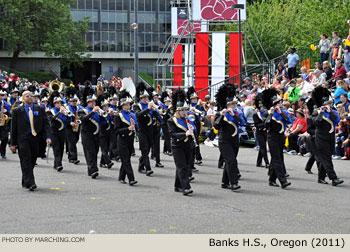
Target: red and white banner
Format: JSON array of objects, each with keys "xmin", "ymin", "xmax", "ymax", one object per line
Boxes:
[
  {"xmin": 193, "ymin": 0, "xmax": 246, "ymax": 21},
  {"xmin": 171, "ymin": 7, "xmax": 204, "ymax": 36},
  {"xmin": 229, "ymin": 32, "xmax": 243, "ymax": 88},
  {"xmin": 195, "ymin": 33, "xmax": 209, "ymax": 99},
  {"xmin": 173, "ymin": 44, "xmax": 183, "ymax": 87},
  {"xmin": 211, "ymin": 33, "xmax": 226, "ymax": 99}
]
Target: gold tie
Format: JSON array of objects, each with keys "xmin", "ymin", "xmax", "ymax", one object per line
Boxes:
[{"xmin": 28, "ymin": 107, "xmax": 37, "ymax": 136}]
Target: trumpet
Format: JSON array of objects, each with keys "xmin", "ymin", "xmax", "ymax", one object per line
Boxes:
[
  {"xmin": 62, "ymin": 108, "xmax": 73, "ymax": 117},
  {"xmin": 150, "ymin": 101, "xmax": 160, "ymax": 111},
  {"xmin": 98, "ymin": 109, "xmax": 108, "ymax": 118}
]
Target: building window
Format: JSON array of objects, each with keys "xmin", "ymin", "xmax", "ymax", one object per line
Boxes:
[{"xmin": 86, "ymin": 0, "xmax": 93, "ymax": 9}]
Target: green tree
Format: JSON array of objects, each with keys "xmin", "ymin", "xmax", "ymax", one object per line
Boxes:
[
  {"xmin": 0, "ymin": 0, "xmax": 89, "ymax": 71},
  {"xmin": 244, "ymin": 0, "xmax": 350, "ymax": 62}
]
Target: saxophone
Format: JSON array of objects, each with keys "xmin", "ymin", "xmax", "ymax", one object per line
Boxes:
[
  {"xmin": 9, "ymin": 98, "xmax": 19, "ymax": 119},
  {"xmin": 72, "ymin": 108, "xmax": 81, "ymax": 132},
  {"xmin": 0, "ymin": 103, "xmax": 9, "ymax": 127}
]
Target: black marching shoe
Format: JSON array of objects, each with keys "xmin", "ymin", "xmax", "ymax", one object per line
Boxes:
[
  {"xmin": 305, "ymin": 169, "xmax": 313, "ymax": 174},
  {"xmin": 317, "ymin": 179, "xmax": 328, "ymax": 185},
  {"xmin": 167, "ymin": 152, "xmax": 173, "ymax": 156},
  {"xmin": 74, "ymin": 160, "xmax": 80, "ymax": 165},
  {"xmin": 183, "ymin": 189, "xmax": 193, "ymax": 196},
  {"xmin": 174, "ymin": 187, "xmax": 183, "ymax": 193},
  {"xmin": 281, "ymin": 181, "xmax": 291, "ymax": 189},
  {"xmin": 129, "ymin": 181, "xmax": 138, "ymax": 186},
  {"xmin": 57, "ymin": 166, "xmax": 63, "ymax": 172},
  {"xmin": 195, "ymin": 160, "xmax": 202, "ymax": 165},
  {"xmin": 221, "ymin": 183, "xmax": 230, "ymax": 189},
  {"xmin": 131, "ymin": 153, "xmax": 136, "ymax": 156},
  {"xmin": 189, "ymin": 176, "xmax": 195, "ymax": 182},
  {"xmin": 28, "ymin": 184, "xmax": 37, "ymax": 191},
  {"xmin": 119, "ymin": 179, "xmax": 127, "ymax": 184},
  {"xmin": 265, "ymin": 164, "xmax": 270, "ymax": 169},
  {"xmin": 100, "ymin": 164, "xmax": 108, "ymax": 168},
  {"xmin": 107, "ymin": 162, "xmax": 114, "ymax": 169},
  {"xmin": 138, "ymin": 168, "xmax": 146, "ymax": 174},
  {"xmin": 155, "ymin": 162, "xmax": 164, "ymax": 168},
  {"xmin": 231, "ymin": 184, "xmax": 241, "ymax": 191},
  {"xmin": 269, "ymin": 181, "xmax": 279, "ymax": 187},
  {"xmin": 91, "ymin": 172, "xmax": 99, "ymax": 179},
  {"xmin": 285, "ymin": 173, "xmax": 290, "ymax": 178},
  {"xmin": 146, "ymin": 170, "xmax": 154, "ymax": 176},
  {"xmin": 332, "ymin": 178, "xmax": 344, "ymax": 186},
  {"xmin": 256, "ymin": 164, "xmax": 264, "ymax": 168},
  {"xmin": 1, "ymin": 155, "xmax": 6, "ymax": 159},
  {"xmin": 192, "ymin": 167, "xmax": 199, "ymax": 173},
  {"xmin": 237, "ymin": 173, "xmax": 241, "ymax": 180}
]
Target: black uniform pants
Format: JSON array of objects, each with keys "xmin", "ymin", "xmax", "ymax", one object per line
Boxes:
[
  {"xmin": 100, "ymin": 132, "xmax": 112, "ymax": 165},
  {"xmin": 0, "ymin": 126, "xmax": 8, "ymax": 156},
  {"xmin": 81, "ymin": 132, "xmax": 99, "ymax": 175},
  {"xmin": 151, "ymin": 125, "xmax": 161, "ymax": 162},
  {"xmin": 118, "ymin": 135, "xmax": 135, "ymax": 182},
  {"xmin": 162, "ymin": 124, "xmax": 171, "ymax": 153},
  {"xmin": 138, "ymin": 128, "xmax": 153, "ymax": 171},
  {"xmin": 172, "ymin": 144, "xmax": 192, "ymax": 190},
  {"xmin": 66, "ymin": 128, "xmax": 79, "ymax": 161},
  {"xmin": 315, "ymin": 136, "xmax": 338, "ymax": 180},
  {"xmin": 219, "ymin": 140, "xmax": 240, "ymax": 185},
  {"xmin": 51, "ymin": 131, "xmax": 65, "ymax": 168},
  {"xmin": 267, "ymin": 132, "xmax": 287, "ymax": 184},
  {"xmin": 256, "ymin": 132, "xmax": 269, "ymax": 166},
  {"xmin": 109, "ymin": 128, "xmax": 119, "ymax": 159},
  {"xmin": 18, "ymin": 135, "xmax": 39, "ymax": 187}
]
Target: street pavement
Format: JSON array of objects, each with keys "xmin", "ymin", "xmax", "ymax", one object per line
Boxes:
[{"xmin": 0, "ymin": 141, "xmax": 349, "ymax": 234}]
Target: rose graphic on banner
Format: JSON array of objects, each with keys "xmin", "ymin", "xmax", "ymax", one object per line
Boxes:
[
  {"xmin": 201, "ymin": 0, "xmax": 237, "ymax": 20},
  {"xmin": 177, "ymin": 8, "xmax": 202, "ymax": 36}
]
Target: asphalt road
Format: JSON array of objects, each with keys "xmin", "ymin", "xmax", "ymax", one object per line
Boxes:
[{"xmin": 0, "ymin": 141, "xmax": 349, "ymax": 234}]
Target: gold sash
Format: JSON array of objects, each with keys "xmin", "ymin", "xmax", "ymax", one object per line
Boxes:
[
  {"xmin": 51, "ymin": 109, "xmax": 64, "ymax": 131},
  {"xmin": 223, "ymin": 116, "xmax": 238, "ymax": 137}
]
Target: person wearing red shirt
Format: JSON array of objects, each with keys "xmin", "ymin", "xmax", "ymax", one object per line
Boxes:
[
  {"xmin": 286, "ymin": 108, "xmax": 307, "ymax": 154},
  {"xmin": 332, "ymin": 61, "xmax": 347, "ymax": 86}
]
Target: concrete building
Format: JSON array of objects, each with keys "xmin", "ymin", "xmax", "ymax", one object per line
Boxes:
[{"xmin": 0, "ymin": 0, "xmax": 171, "ymax": 84}]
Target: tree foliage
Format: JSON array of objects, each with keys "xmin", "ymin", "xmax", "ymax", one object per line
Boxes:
[
  {"xmin": 0, "ymin": 0, "xmax": 89, "ymax": 71},
  {"xmin": 244, "ymin": 0, "xmax": 350, "ymax": 61}
]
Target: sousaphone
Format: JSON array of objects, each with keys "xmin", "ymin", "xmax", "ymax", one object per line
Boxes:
[{"xmin": 121, "ymin": 78, "xmax": 136, "ymax": 97}]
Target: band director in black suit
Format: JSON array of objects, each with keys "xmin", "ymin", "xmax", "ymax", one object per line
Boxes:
[{"xmin": 10, "ymin": 91, "xmax": 51, "ymax": 191}]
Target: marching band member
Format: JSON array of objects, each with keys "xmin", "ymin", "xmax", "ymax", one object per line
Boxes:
[
  {"xmin": 161, "ymin": 92, "xmax": 172, "ymax": 156},
  {"xmin": 151, "ymin": 91, "xmax": 164, "ymax": 167},
  {"xmin": 304, "ymin": 98, "xmax": 322, "ymax": 176},
  {"xmin": 0, "ymin": 89, "xmax": 11, "ymax": 159},
  {"xmin": 108, "ymin": 94, "xmax": 120, "ymax": 161},
  {"xmin": 65, "ymin": 94, "xmax": 81, "ymax": 164},
  {"xmin": 48, "ymin": 96, "xmax": 68, "ymax": 172},
  {"xmin": 7, "ymin": 87, "xmax": 20, "ymax": 106},
  {"xmin": 214, "ymin": 84, "xmax": 246, "ymax": 191},
  {"xmin": 99, "ymin": 99, "xmax": 114, "ymax": 169},
  {"xmin": 187, "ymin": 87, "xmax": 203, "ymax": 165},
  {"xmin": 114, "ymin": 90, "xmax": 138, "ymax": 185},
  {"xmin": 78, "ymin": 94, "xmax": 102, "ymax": 179},
  {"xmin": 253, "ymin": 94, "xmax": 269, "ymax": 168},
  {"xmin": 133, "ymin": 83, "xmax": 157, "ymax": 176},
  {"xmin": 262, "ymin": 88, "xmax": 292, "ymax": 189},
  {"xmin": 311, "ymin": 86, "xmax": 344, "ymax": 186},
  {"xmin": 167, "ymin": 89, "xmax": 194, "ymax": 196}
]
